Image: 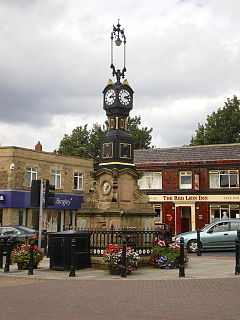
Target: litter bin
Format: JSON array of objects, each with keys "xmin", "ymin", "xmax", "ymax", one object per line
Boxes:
[{"xmin": 49, "ymin": 230, "xmax": 91, "ymax": 271}]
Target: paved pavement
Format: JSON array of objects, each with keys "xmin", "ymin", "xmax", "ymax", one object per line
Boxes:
[{"xmin": 1, "ymin": 255, "xmax": 240, "ymax": 320}]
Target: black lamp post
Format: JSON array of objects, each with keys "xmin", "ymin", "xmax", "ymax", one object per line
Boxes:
[{"xmin": 110, "ymin": 19, "xmax": 127, "ymax": 83}]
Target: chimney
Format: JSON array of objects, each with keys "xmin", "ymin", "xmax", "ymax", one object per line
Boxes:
[{"xmin": 35, "ymin": 141, "xmax": 42, "ymax": 152}]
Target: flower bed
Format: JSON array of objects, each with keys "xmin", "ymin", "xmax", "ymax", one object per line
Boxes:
[
  {"xmin": 11, "ymin": 244, "xmax": 44, "ymax": 270},
  {"xmin": 103, "ymin": 243, "xmax": 139, "ymax": 274},
  {"xmin": 150, "ymin": 240, "xmax": 188, "ymax": 269}
]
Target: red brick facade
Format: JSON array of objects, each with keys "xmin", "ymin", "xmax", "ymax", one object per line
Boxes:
[{"xmin": 134, "ymin": 144, "xmax": 240, "ymax": 234}]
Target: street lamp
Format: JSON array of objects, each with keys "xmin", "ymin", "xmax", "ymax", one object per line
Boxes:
[{"xmin": 110, "ymin": 19, "xmax": 127, "ymax": 83}]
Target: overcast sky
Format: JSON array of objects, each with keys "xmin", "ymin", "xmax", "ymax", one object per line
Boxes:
[{"xmin": 0, "ymin": 0, "xmax": 240, "ymax": 152}]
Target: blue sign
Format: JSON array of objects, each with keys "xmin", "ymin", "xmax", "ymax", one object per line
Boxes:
[{"xmin": 0, "ymin": 190, "xmax": 84, "ymax": 210}]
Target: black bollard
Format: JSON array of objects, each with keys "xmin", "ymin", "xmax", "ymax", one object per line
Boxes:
[
  {"xmin": 0, "ymin": 238, "xmax": 4, "ymax": 269},
  {"xmin": 235, "ymin": 231, "xmax": 240, "ymax": 275},
  {"xmin": 69, "ymin": 238, "xmax": 76, "ymax": 277},
  {"xmin": 197, "ymin": 230, "xmax": 202, "ymax": 256},
  {"xmin": 4, "ymin": 238, "xmax": 13, "ymax": 272},
  {"xmin": 179, "ymin": 237, "xmax": 185, "ymax": 277},
  {"xmin": 121, "ymin": 235, "xmax": 127, "ymax": 278},
  {"xmin": 28, "ymin": 240, "xmax": 35, "ymax": 275}
]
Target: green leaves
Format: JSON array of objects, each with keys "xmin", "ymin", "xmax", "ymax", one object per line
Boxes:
[
  {"xmin": 190, "ymin": 96, "xmax": 240, "ymax": 146},
  {"xmin": 55, "ymin": 116, "xmax": 153, "ymax": 167}
]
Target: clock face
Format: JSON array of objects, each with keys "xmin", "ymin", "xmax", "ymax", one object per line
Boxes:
[
  {"xmin": 119, "ymin": 89, "xmax": 131, "ymax": 105},
  {"xmin": 102, "ymin": 180, "xmax": 111, "ymax": 195},
  {"xmin": 105, "ymin": 89, "xmax": 116, "ymax": 105}
]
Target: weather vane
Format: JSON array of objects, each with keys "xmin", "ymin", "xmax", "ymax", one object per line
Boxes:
[{"xmin": 110, "ymin": 19, "xmax": 127, "ymax": 83}]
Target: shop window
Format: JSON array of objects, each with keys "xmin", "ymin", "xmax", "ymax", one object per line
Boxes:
[
  {"xmin": 209, "ymin": 170, "xmax": 239, "ymax": 188},
  {"xmin": 179, "ymin": 171, "xmax": 192, "ymax": 189},
  {"xmin": 74, "ymin": 173, "xmax": 83, "ymax": 190},
  {"xmin": 51, "ymin": 170, "xmax": 61, "ymax": 189},
  {"xmin": 138, "ymin": 172, "xmax": 162, "ymax": 189},
  {"xmin": 25, "ymin": 167, "xmax": 37, "ymax": 187}
]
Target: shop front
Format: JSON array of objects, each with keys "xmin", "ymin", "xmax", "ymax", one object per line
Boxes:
[
  {"xmin": 149, "ymin": 194, "xmax": 240, "ymax": 234},
  {"xmin": 0, "ymin": 190, "xmax": 84, "ymax": 231}
]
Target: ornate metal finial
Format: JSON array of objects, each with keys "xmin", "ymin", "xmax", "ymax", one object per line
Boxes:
[{"xmin": 110, "ymin": 19, "xmax": 127, "ymax": 83}]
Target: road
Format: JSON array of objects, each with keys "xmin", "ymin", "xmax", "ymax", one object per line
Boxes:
[{"xmin": 191, "ymin": 249, "xmax": 235, "ymax": 257}]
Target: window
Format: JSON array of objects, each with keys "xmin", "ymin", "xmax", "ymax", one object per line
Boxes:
[
  {"xmin": 179, "ymin": 171, "xmax": 192, "ymax": 189},
  {"xmin": 210, "ymin": 205, "xmax": 240, "ymax": 222},
  {"xmin": 51, "ymin": 170, "xmax": 61, "ymax": 189},
  {"xmin": 25, "ymin": 167, "xmax": 37, "ymax": 187},
  {"xmin": 74, "ymin": 173, "xmax": 83, "ymax": 190},
  {"xmin": 138, "ymin": 172, "xmax": 162, "ymax": 189},
  {"xmin": 209, "ymin": 170, "xmax": 239, "ymax": 188},
  {"xmin": 209, "ymin": 222, "xmax": 230, "ymax": 233}
]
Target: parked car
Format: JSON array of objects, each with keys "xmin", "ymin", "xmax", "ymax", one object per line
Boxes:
[
  {"xmin": 0, "ymin": 226, "xmax": 46, "ymax": 250},
  {"xmin": 175, "ymin": 219, "xmax": 240, "ymax": 253}
]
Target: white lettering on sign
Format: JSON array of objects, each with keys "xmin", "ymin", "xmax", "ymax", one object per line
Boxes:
[
  {"xmin": 0, "ymin": 194, "xmax": 5, "ymax": 201},
  {"xmin": 56, "ymin": 198, "xmax": 72, "ymax": 207}
]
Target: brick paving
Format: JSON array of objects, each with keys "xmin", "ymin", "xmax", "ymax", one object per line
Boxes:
[
  {"xmin": 0, "ymin": 255, "xmax": 240, "ymax": 320},
  {"xmin": 0, "ymin": 276, "xmax": 240, "ymax": 320}
]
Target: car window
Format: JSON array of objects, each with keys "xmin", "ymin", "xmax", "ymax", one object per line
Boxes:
[
  {"xmin": 210, "ymin": 222, "xmax": 230, "ymax": 233},
  {"xmin": 1, "ymin": 228, "xmax": 19, "ymax": 235},
  {"xmin": 230, "ymin": 221, "xmax": 240, "ymax": 231}
]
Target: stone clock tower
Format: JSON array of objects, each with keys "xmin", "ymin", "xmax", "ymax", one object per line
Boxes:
[{"xmin": 77, "ymin": 21, "xmax": 154, "ymax": 230}]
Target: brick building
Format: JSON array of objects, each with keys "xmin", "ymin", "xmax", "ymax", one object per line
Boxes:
[
  {"xmin": 0, "ymin": 143, "xmax": 93, "ymax": 231},
  {"xmin": 135, "ymin": 143, "xmax": 240, "ymax": 234}
]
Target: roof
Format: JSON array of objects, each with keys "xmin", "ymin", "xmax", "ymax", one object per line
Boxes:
[{"xmin": 134, "ymin": 143, "xmax": 240, "ymax": 164}]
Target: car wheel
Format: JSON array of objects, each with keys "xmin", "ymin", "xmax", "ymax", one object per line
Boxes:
[{"xmin": 187, "ymin": 240, "xmax": 200, "ymax": 253}]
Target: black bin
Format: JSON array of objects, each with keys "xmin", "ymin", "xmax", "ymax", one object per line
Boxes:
[{"xmin": 49, "ymin": 230, "xmax": 91, "ymax": 271}]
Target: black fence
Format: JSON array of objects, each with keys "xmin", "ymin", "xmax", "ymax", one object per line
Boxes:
[{"xmin": 88, "ymin": 229, "xmax": 172, "ymax": 256}]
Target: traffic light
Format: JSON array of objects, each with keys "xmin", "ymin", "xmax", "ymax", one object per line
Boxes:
[
  {"xmin": 30, "ymin": 179, "xmax": 41, "ymax": 207},
  {"xmin": 45, "ymin": 179, "xmax": 55, "ymax": 207}
]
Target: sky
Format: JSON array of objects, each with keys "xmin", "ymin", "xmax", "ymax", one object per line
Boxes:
[{"xmin": 0, "ymin": 0, "xmax": 240, "ymax": 152}]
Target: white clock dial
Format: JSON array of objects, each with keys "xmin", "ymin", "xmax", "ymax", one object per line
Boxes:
[
  {"xmin": 119, "ymin": 89, "xmax": 131, "ymax": 105},
  {"xmin": 102, "ymin": 181, "xmax": 111, "ymax": 195},
  {"xmin": 105, "ymin": 89, "xmax": 116, "ymax": 105}
]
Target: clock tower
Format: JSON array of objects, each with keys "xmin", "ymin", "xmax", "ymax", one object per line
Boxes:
[{"xmin": 77, "ymin": 21, "xmax": 154, "ymax": 230}]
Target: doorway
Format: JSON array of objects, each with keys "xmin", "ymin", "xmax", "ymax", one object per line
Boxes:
[{"xmin": 181, "ymin": 207, "xmax": 191, "ymax": 233}]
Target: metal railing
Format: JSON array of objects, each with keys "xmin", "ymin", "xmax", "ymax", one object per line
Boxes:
[{"xmin": 86, "ymin": 229, "xmax": 171, "ymax": 256}]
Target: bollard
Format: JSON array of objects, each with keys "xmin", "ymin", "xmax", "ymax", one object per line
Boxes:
[
  {"xmin": 197, "ymin": 230, "xmax": 202, "ymax": 256},
  {"xmin": 121, "ymin": 235, "xmax": 127, "ymax": 278},
  {"xmin": 69, "ymin": 238, "xmax": 76, "ymax": 277},
  {"xmin": 28, "ymin": 240, "xmax": 35, "ymax": 275},
  {"xmin": 235, "ymin": 233, "xmax": 240, "ymax": 275},
  {"xmin": 4, "ymin": 238, "xmax": 14, "ymax": 272},
  {"xmin": 110, "ymin": 224, "xmax": 114, "ymax": 244},
  {"xmin": 0, "ymin": 238, "xmax": 4, "ymax": 269},
  {"xmin": 179, "ymin": 237, "xmax": 185, "ymax": 277}
]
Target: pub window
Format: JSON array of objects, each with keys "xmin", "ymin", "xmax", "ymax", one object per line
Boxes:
[
  {"xmin": 138, "ymin": 172, "xmax": 162, "ymax": 189},
  {"xmin": 74, "ymin": 173, "xmax": 83, "ymax": 190},
  {"xmin": 25, "ymin": 167, "xmax": 37, "ymax": 187},
  {"xmin": 51, "ymin": 170, "xmax": 61, "ymax": 189},
  {"xmin": 210, "ymin": 204, "xmax": 240, "ymax": 222},
  {"xmin": 209, "ymin": 170, "xmax": 239, "ymax": 188},
  {"xmin": 179, "ymin": 171, "xmax": 192, "ymax": 189}
]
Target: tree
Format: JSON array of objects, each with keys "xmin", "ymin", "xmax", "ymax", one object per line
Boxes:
[
  {"xmin": 55, "ymin": 116, "xmax": 153, "ymax": 167},
  {"xmin": 190, "ymin": 96, "xmax": 240, "ymax": 146}
]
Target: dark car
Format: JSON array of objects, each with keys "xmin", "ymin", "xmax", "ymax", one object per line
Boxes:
[{"xmin": 0, "ymin": 226, "xmax": 46, "ymax": 251}]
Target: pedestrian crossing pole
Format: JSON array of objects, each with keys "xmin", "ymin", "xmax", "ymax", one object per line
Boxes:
[{"xmin": 38, "ymin": 179, "xmax": 44, "ymax": 249}]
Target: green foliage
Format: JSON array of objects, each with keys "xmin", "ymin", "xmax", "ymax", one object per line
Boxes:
[
  {"xmin": 190, "ymin": 96, "xmax": 240, "ymax": 145},
  {"xmin": 150, "ymin": 242, "xmax": 188, "ymax": 269},
  {"xmin": 55, "ymin": 116, "xmax": 153, "ymax": 167}
]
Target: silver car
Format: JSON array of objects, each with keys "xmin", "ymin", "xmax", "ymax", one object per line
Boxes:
[{"xmin": 175, "ymin": 219, "xmax": 240, "ymax": 253}]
